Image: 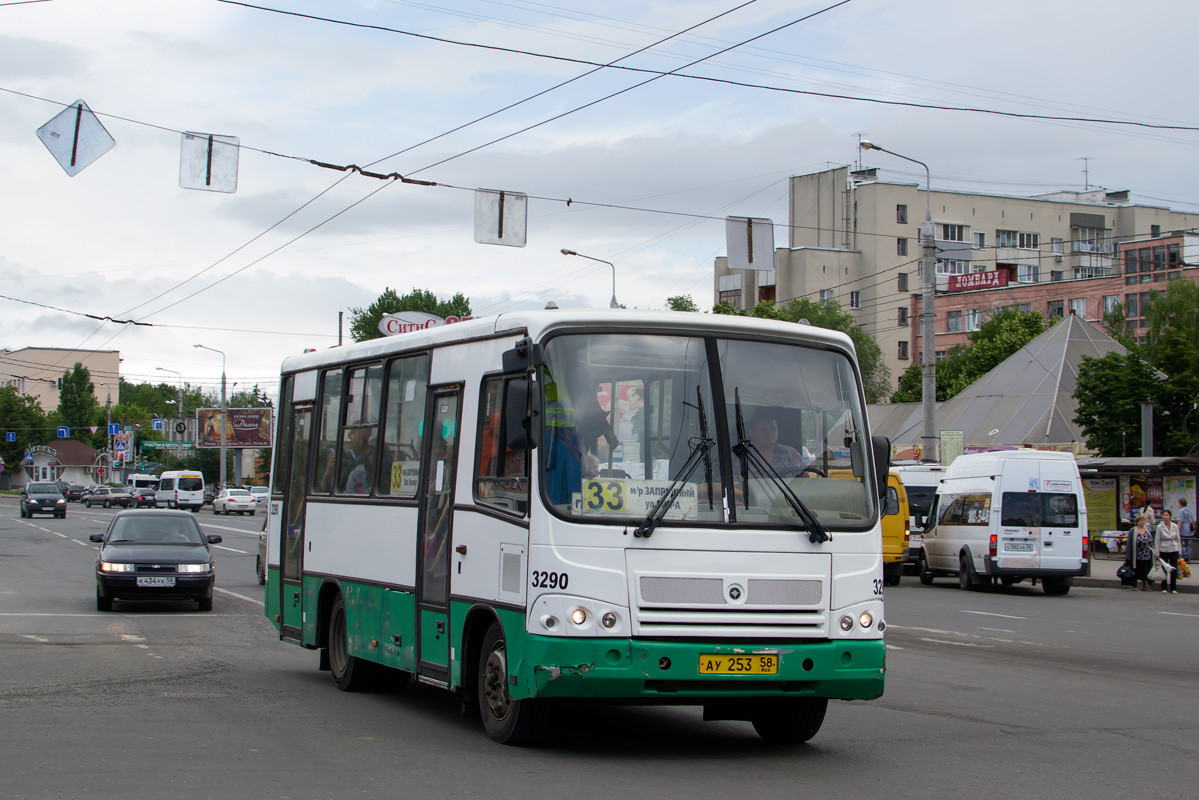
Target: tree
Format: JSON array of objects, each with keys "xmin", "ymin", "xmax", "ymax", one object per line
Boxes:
[
  {"xmin": 57, "ymin": 363, "xmax": 101, "ymax": 444},
  {"xmin": 1073, "ymin": 352, "xmax": 1164, "ymax": 456},
  {"xmin": 1142, "ymin": 279, "xmax": 1199, "ymax": 365},
  {"xmin": 666, "ymin": 295, "xmax": 699, "ymax": 312},
  {"xmin": 349, "ymin": 288, "xmax": 472, "ymax": 343},
  {"xmin": 0, "ymin": 387, "xmax": 48, "ymax": 469}
]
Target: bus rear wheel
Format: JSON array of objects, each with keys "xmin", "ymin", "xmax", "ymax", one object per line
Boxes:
[
  {"xmin": 751, "ymin": 697, "xmax": 828, "ymax": 743},
  {"xmin": 478, "ymin": 620, "xmax": 549, "ymax": 745},
  {"xmin": 328, "ymin": 595, "xmax": 379, "ymax": 692}
]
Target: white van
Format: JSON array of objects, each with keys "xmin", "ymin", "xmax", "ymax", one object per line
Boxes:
[
  {"xmin": 156, "ymin": 470, "xmax": 206, "ymax": 511},
  {"xmin": 919, "ymin": 451, "xmax": 1087, "ymax": 595},
  {"xmin": 892, "ymin": 464, "xmax": 946, "ymax": 572}
]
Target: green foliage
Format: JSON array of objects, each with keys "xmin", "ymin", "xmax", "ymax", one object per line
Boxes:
[
  {"xmin": 890, "ymin": 309, "xmax": 1045, "ymax": 403},
  {"xmin": 349, "ymin": 288, "xmax": 472, "ymax": 343},
  {"xmin": 56, "ymin": 363, "xmax": 101, "ymax": 443},
  {"xmin": 1102, "ymin": 302, "xmax": 1136, "ymax": 350},
  {"xmin": 0, "ymin": 387, "xmax": 48, "ymax": 467},
  {"xmin": 1073, "ymin": 353, "xmax": 1163, "ymax": 456},
  {"xmin": 1142, "ymin": 280, "xmax": 1199, "ymax": 365},
  {"xmin": 666, "ymin": 295, "xmax": 699, "ymax": 312}
]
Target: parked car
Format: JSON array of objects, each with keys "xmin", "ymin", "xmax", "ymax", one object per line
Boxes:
[
  {"xmin": 203, "ymin": 487, "xmax": 216, "ymax": 505},
  {"xmin": 65, "ymin": 485, "xmax": 87, "ymax": 502},
  {"xmin": 90, "ymin": 509, "xmax": 222, "ymax": 611},
  {"xmin": 213, "ymin": 488, "xmax": 256, "ymax": 515},
  {"xmin": 133, "ymin": 487, "xmax": 158, "ymax": 508},
  {"xmin": 248, "ymin": 486, "xmax": 270, "ymax": 509},
  {"xmin": 83, "ymin": 486, "xmax": 135, "ymax": 509},
  {"xmin": 20, "ymin": 482, "xmax": 67, "ymax": 518}
]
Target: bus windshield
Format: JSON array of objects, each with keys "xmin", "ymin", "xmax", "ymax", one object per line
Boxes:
[{"xmin": 539, "ymin": 332, "xmax": 876, "ymax": 530}]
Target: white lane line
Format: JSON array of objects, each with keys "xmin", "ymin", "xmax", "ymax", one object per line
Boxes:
[
  {"xmin": 920, "ymin": 637, "xmax": 995, "ymax": 648},
  {"xmin": 213, "ymin": 545, "xmax": 249, "ymax": 554},
  {"xmin": 51, "ymin": 532, "xmax": 69, "ymax": 538},
  {"xmin": 978, "ymin": 626, "xmax": 1015, "ymax": 633},
  {"xmin": 961, "ymin": 610, "xmax": 1026, "ymax": 620},
  {"xmin": 72, "ymin": 539, "xmax": 90, "ymax": 546},
  {"xmin": 214, "ymin": 586, "xmax": 263, "ymax": 607},
  {"xmin": 200, "ymin": 522, "xmax": 262, "ymax": 534},
  {"xmin": 20, "ymin": 634, "xmax": 49, "ymax": 643},
  {"xmin": 1159, "ymin": 611, "xmax": 1199, "ymax": 619}
]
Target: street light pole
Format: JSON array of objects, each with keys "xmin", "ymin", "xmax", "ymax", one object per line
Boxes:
[
  {"xmin": 194, "ymin": 345, "xmax": 227, "ymax": 489},
  {"xmin": 156, "ymin": 367, "xmax": 184, "ymax": 458},
  {"xmin": 861, "ymin": 139, "xmax": 937, "ymax": 463},
  {"xmin": 561, "ymin": 249, "xmax": 620, "ymax": 308}
]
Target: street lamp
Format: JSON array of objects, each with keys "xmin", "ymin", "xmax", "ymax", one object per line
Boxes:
[
  {"xmin": 96, "ymin": 382, "xmax": 113, "ymax": 481},
  {"xmin": 860, "ymin": 139, "xmax": 937, "ymax": 464},
  {"xmin": 193, "ymin": 345, "xmax": 227, "ymax": 489},
  {"xmin": 156, "ymin": 367, "xmax": 183, "ymax": 420},
  {"xmin": 561, "ymin": 249, "xmax": 620, "ymax": 308}
]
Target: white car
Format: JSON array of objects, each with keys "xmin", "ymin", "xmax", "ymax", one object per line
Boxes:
[
  {"xmin": 213, "ymin": 488, "xmax": 256, "ymax": 516},
  {"xmin": 248, "ymin": 486, "xmax": 270, "ymax": 508}
]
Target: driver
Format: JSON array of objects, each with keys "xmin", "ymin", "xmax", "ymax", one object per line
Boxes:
[{"xmin": 742, "ymin": 410, "xmax": 807, "ymax": 478}]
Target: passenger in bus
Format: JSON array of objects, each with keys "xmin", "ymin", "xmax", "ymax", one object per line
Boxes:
[
  {"xmin": 543, "ymin": 365, "xmax": 615, "ymax": 506},
  {"xmin": 337, "ymin": 427, "xmax": 375, "ymax": 494},
  {"xmin": 737, "ymin": 410, "xmax": 808, "ymax": 479}
]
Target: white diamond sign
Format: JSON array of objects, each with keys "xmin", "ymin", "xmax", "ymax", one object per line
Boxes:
[
  {"xmin": 36, "ymin": 100, "xmax": 116, "ymax": 177},
  {"xmin": 474, "ymin": 189, "xmax": 527, "ymax": 247},
  {"xmin": 179, "ymin": 132, "xmax": 240, "ymax": 193}
]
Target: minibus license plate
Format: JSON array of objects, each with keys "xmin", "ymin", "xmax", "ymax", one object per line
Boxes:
[
  {"xmin": 1004, "ymin": 542, "xmax": 1034, "ymax": 552},
  {"xmin": 137, "ymin": 577, "xmax": 176, "ymax": 587},
  {"xmin": 698, "ymin": 655, "xmax": 778, "ymax": 675}
]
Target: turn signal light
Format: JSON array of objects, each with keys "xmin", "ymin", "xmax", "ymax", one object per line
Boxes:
[{"xmin": 989, "ymin": 534, "xmax": 997, "ymax": 557}]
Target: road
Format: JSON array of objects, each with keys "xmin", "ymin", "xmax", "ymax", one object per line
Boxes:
[{"xmin": 1, "ymin": 496, "xmax": 1196, "ymax": 799}]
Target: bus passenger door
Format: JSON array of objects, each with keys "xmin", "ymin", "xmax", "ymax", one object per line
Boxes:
[
  {"xmin": 416, "ymin": 388, "xmax": 461, "ymax": 684},
  {"xmin": 280, "ymin": 405, "xmax": 312, "ymax": 642}
]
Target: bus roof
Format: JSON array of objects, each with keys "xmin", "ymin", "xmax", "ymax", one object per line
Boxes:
[{"xmin": 280, "ymin": 310, "xmax": 856, "ymax": 374}]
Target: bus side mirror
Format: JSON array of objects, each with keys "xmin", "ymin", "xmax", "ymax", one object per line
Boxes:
[
  {"xmin": 505, "ymin": 379, "xmax": 542, "ymax": 451},
  {"xmin": 501, "ymin": 338, "xmax": 544, "ymax": 374},
  {"xmin": 871, "ymin": 435, "xmax": 890, "ymax": 500}
]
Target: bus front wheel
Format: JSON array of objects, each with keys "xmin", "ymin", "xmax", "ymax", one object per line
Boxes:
[
  {"xmin": 751, "ymin": 697, "xmax": 828, "ymax": 743},
  {"xmin": 328, "ymin": 595, "xmax": 379, "ymax": 692},
  {"xmin": 478, "ymin": 621, "xmax": 549, "ymax": 745}
]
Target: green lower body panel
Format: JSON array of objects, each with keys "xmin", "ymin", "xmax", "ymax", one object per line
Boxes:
[
  {"xmin": 264, "ymin": 567, "xmax": 280, "ymax": 631},
  {"xmin": 508, "ymin": 635, "xmax": 885, "ymax": 702}
]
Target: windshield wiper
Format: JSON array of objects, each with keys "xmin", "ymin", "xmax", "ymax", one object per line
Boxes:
[
  {"xmin": 634, "ymin": 387, "xmax": 714, "ymax": 539},
  {"xmin": 732, "ymin": 388, "xmax": 830, "ymax": 544}
]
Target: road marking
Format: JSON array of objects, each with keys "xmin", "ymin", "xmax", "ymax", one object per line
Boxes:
[
  {"xmin": 120, "ymin": 634, "xmax": 146, "ymax": 642},
  {"xmin": 920, "ymin": 637, "xmax": 995, "ymax": 648},
  {"xmin": 978, "ymin": 626, "xmax": 1015, "ymax": 633},
  {"xmin": 214, "ymin": 586, "xmax": 263, "ymax": 607},
  {"xmin": 213, "ymin": 545, "xmax": 249, "ymax": 554},
  {"xmin": 201, "ymin": 522, "xmax": 262, "ymax": 534},
  {"xmin": 71, "ymin": 539, "xmax": 90, "ymax": 546},
  {"xmin": 1159, "ymin": 611, "xmax": 1199, "ymax": 619},
  {"xmin": 20, "ymin": 634, "xmax": 49, "ymax": 643},
  {"xmin": 885, "ymin": 644, "xmax": 903, "ymax": 650},
  {"xmin": 961, "ymin": 610, "xmax": 1026, "ymax": 620},
  {"xmin": 51, "ymin": 532, "xmax": 68, "ymax": 538}
]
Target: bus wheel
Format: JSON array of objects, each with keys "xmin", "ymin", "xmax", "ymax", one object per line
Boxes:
[
  {"xmin": 478, "ymin": 621, "xmax": 548, "ymax": 745},
  {"xmin": 918, "ymin": 553, "xmax": 935, "ymax": 585},
  {"xmin": 1042, "ymin": 578, "xmax": 1070, "ymax": 596},
  {"xmin": 958, "ymin": 554, "xmax": 976, "ymax": 591},
  {"xmin": 751, "ymin": 697, "xmax": 828, "ymax": 743},
  {"xmin": 328, "ymin": 595, "xmax": 379, "ymax": 692}
]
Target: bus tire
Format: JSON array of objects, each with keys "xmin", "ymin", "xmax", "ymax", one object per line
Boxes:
[
  {"xmin": 1042, "ymin": 577, "xmax": 1070, "ymax": 596},
  {"xmin": 328, "ymin": 595, "xmax": 379, "ymax": 692},
  {"xmin": 918, "ymin": 553, "xmax": 935, "ymax": 585},
  {"xmin": 478, "ymin": 620, "xmax": 549, "ymax": 745},
  {"xmin": 751, "ymin": 697, "xmax": 828, "ymax": 743}
]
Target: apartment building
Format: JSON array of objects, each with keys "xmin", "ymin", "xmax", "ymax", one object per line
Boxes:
[
  {"xmin": 0, "ymin": 347, "xmax": 121, "ymax": 411},
  {"xmin": 714, "ymin": 166, "xmax": 1198, "ymax": 389}
]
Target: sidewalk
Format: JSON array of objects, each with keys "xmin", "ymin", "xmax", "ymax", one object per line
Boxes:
[{"xmin": 1079, "ymin": 553, "xmax": 1196, "ymax": 593}]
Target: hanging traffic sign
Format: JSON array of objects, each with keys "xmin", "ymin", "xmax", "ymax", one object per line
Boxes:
[
  {"xmin": 474, "ymin": 188, "xmax": 527, "ymax": 247},
  {"xmin": 24, "ymin": 452, "xmax": 34, "ymax": 464},
  {"xmin": 114, "ymin": 442, "xmax": 127, "ymax": 452},
  {"xmin": 152, "ymin": 419, "xmax": 164, "ymax": 431},
  {"xmin": 179, "ymin": 132, "xmax": 240, "ymax": 193},
  {"xmin": 36, "ymin": 99, "xmax": 116, "ymax": 177},
  {"xmin": 57, "ymin": 427, "xmax": 69, "ymax": 438},
  {"xmin": 109, "ymin": 423, "xmax": 119, "ymax": 435},
  {"xmin": 5, "ymin": 432, "xmax": 14, "ymax": 442}
]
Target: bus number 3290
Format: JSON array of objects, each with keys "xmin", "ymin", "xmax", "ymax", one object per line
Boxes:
[{"xmin": 530, "ymin": 571, "xmax": 569, "ymax": 589}]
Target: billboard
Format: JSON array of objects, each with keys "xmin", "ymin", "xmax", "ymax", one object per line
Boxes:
[
  {"xmin": 947, "ymin": 271, "xmax": 1008, "ymax": 292},
  {"xmin": 197, "ymin": 408, "xmax": 273, "ymax": 449}
]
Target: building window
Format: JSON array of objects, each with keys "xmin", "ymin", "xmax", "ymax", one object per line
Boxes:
[
  {"xmin": 718, "ymin": 290, "xmax": 742, "ymax": 309},
  {"xmin": 1151, "ymin": 224, "xmax": 1161, "ymax": 237},
  {"xmin": 1017, "ymin": 264, "xmax": 1039, "ymax": 283},
  {"xmin": 898, "ymin": 272, "xmax": 909, "ymax": 292},
  {"xmin": 1018, "ymin": 303, "xmax": 1032, "ymax": 313},
  {"xmin": 898, "ymin": 307, "xmax": 909, "ymax": 326},
  {"xmin": 898, "ymin": 341, "xmax": 909, "ymax": 360},
  {"xmin": 758, "ymin": 286, "xmax": 776, "ymax": 304},
  {"xmin": 940, "ymin": 224, "xmax": 966, "ymax": 242},
  {"xmin": 1153, "ymin": 246, "xmax": 1166, "ymax": 270},
  {"xmin": 964, "ymin": 309, "xmax": 981, "ymax": 331},
  {"xmin": 850, "ymin": 291, "xmax": 861, "ymax": 309},
  {"xmin": 1069, "ymin": 298, "xmax": 1086, "ymax": 317},
  {"xmin": 1072, "ymin": 226, "xmax": 1112, "ymax": 254},
  {"xmin": 897, "ymin": 204, "xmax": 908, "ymax": 224},
  {"xmin": 897, "ymin": 237, "xmax": 908, "ymax": 256},
  {"xmin": 973, "ymin": 231, "xmax": 986, "ymax": 250},
  {"xmin": 935, "ymin": 351, "xmax": 948, "ymax": 362},
  {"xmin": 1052, "ymin": 237, "xmax": 1064, "ymax": 255},
  {"xmin": 1125, "ymin": 251, "xmax": 1138, "ymax": 274},
  {"xmin": 996, "ymin": 229, "xmax": 1018, "ymax": 248},
  {"xmin": 1018, "ymin": 232, "xmax": 1040, "ymax": 249},
  {"xmin": 937, "ymin": 259, "xmax": 968, "ymax": 275},
  {"xmin": 1102, "ymin": 295, "xmax": 1119, "ymax": 314},
  {"xmin": 1051, "ymin": 270, "xmax": 1063, "ymax": 282},
  {"xmin": 1047, "ymin": 300, "xmax": 1064, "ymax": 318},
  {"xmin": 1140, "ymin": 292, "xmax": 1152, "ymax": 317},
  {"xmin": 947, "ymin": 310, "xmax": 963, "ymax": 333},
  {"xmin": 1168, "ymin": 243, "xmax": 1181, "ymax": 266},
  {"xmin": 819, "ymin": 289, "xmax": 834, "ymax": 302}
]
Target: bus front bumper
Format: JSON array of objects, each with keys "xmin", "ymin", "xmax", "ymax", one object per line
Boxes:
[{"xmin": 511, "ymin": 636, "xmax": 885, "ymax": 702}]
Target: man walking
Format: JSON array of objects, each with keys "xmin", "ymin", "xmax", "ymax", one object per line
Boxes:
[{"xmin": 1177, "ymin": 497, "xmax": 1194, "ymax": 561}]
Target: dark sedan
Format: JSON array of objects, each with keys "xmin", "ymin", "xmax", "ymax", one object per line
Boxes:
[
  {"xmin": 20, "ymin": 482, "xmax": 67, "ymax": 518},
  {"xmin": 133, "ymin": 487, "xmax": 158, "ymax": 508},
  {"xmin": 65, "ymin": 484, "xmax": 87, "ymax": 502},
  {"xmin": 90, "ymin": 510, "xmax": 222, "ymax": 611}
]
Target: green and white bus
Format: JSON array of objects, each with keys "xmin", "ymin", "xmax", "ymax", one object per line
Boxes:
[{"xmin": 264, "ymin": 310, "xmax": 889, "ymax": 744}]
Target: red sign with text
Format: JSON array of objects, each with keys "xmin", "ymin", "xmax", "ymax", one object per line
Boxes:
[{"xmin": 948, "ymin": 271, "xmax": 1008, "ymax": 292}]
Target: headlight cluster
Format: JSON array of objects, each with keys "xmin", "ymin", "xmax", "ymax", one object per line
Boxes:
[
  {"xmin": 100, "ymin": 562, "xmax": 135, "ymax": 573},
  {"xmin": 839, "ymin": 611, "xmax": 882, "ymax": 632},
  {"xmin": 177, "ymin": 563, "xmax": 210, "ymax": 574}
]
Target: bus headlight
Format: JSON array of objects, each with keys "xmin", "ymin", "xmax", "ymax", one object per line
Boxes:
[
  {"xmin": 839, "ymin": 615, "xmax": 854, "ymax": 631},
  {"xmin": 570, "ymin": 608, "xmax": 587, "ymax": 626},
  {"xmin": 601, "ymin": 612, "xmax": 617, "ymax": 629},
  {"xmin": 859, "ymin": 612, "xmax": 873, "ymax": 629}
]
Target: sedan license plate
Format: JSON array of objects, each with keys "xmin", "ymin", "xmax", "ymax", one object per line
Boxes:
[
  {"xmin": 136, "ymin": 576, "xmax": 176, "ymax": 587},
  {"xmin": 1004, "ymin": 542, "xmax": 1034, "ymax": 552},
  {"xmin": 698, "ymin": 654, "xmax": 779, "ymax": 675}
]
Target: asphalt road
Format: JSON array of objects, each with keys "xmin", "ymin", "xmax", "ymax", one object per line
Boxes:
[{"xmin": 1, "ymin": 496, "xmax": 1196, "ymax": 800}]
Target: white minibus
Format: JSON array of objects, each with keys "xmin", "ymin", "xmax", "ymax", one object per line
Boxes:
[{"xmin": 156, "ymin": 470, "xmax": 206, "ymax": 511}]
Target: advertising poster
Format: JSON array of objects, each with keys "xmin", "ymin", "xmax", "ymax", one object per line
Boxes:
[
  {"xmin": 1163, "ymin": 476, "xmax": 1196, "ymax": 515},
  {"xmin": 197, "ymin": 408, "xmax": 273, "ymax": 449},
  {"xmin": 1082, "ymin": 477, "xmax": 1118, "ymax": 534}
]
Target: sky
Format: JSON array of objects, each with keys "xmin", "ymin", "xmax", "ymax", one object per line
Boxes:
[{"xmin": 2, "ymin": 0, "xmax": 1197, "ymax": 402}]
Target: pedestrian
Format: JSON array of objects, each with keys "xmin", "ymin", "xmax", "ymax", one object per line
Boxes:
[
  {"xmin": 1130, "ymin": 514, "xmax": 1155, "ymax": 592},
  {"xmin": 1155, "ymin": 510, "xmax": 1182, "ymax": 594},
  {"xmin": 1176, "ymin": 498, "xmax": 1194, "ymax": 561}
]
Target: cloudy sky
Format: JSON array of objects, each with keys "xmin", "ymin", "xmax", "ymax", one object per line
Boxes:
[{"xmin": 3, "ymin": 0, "xmax": 1196, "ymax": 400}]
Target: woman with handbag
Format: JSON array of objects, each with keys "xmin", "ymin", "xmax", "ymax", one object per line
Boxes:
[
  {"xmin": 1131, "ymin": 515, "xmax": 1156, "ymax": 591},
  {"xmin": 1155, "ymin": 510, "xmax": 1182, "ymax": 594}
]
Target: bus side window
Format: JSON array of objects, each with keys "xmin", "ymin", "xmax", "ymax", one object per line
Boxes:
[
  {"xmin": 378, "ymin": 354, "xmax": 429, "ymax": 499},
  {"xmin": 313, "ymin": 369, "xmax": 343, "ymax": 494},
  {"xmin": 475, "ymin": 375, "xmax": 528, "ymax": 515}
]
